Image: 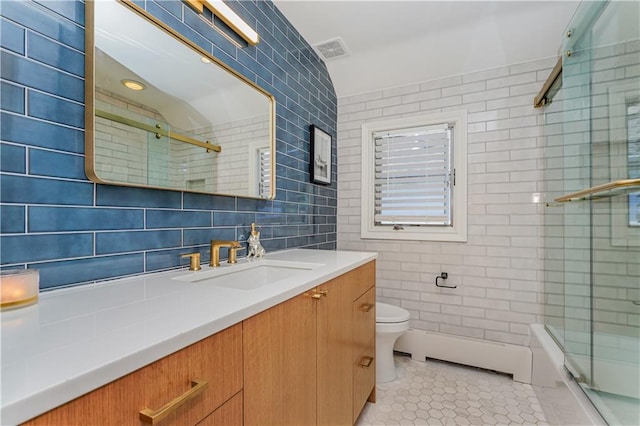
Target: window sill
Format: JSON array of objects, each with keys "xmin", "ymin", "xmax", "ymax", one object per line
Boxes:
[{"xmin": 361, "ymin": 227, "xmax": 467, "ymax": 242}]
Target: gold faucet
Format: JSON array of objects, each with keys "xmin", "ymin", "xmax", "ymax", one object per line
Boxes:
[
  {"xmin": 210, "ymin": 240, "xmax": 242, "ymax": 267},
  {"xmin": 180, "ymin": 252, "xmax": 201, "ymax": 271}
]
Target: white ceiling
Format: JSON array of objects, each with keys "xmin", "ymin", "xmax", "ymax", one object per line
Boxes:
[{"xmin": 273, "ymin": 1, "xmax": 580, "ymax": 98}]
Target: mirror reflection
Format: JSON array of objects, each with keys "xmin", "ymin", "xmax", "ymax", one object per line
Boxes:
[{"xmin": 86, "ymin": 0, "xmax": 275, "ymax": 198}]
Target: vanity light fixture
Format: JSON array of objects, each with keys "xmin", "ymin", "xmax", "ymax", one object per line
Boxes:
[
  {"xmin": 185, "ymin": 0, "xmax": 259, "ymax": 46},
  {"xmin": 121, "ymin": 79, "xmax": 146, "ymax": 91}
]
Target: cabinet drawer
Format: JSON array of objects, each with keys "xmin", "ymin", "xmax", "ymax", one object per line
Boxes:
[
  {"xmin": 23, "ymin": 324, "xmax": 243, "ymax": 426},
  {"xmin": 353, "ymin": 286, "xmax": 375, "ymax": 351},
  {"xmin": 196, "ymin": 391, "xmax": 243, "ymax": 426},
  {"xmin": 351, "ymin": 261, "xmax": 375, "ymax": 301},
  {"xmin": 353, "ymin": 287, "xmax": 376, "ymax": 422}
]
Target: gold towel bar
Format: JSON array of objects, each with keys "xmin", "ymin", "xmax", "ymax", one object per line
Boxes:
[
  {"xmin": 554, "ymin": 178, "xmax": 640, "ymax": 202},
  {"xmin": 96, "ymin": 109, "xmax": 221, "ymax": 153}
]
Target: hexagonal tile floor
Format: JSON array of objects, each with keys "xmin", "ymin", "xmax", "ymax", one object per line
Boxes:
[{"xmin": 356, "ymin": 355, "xmax": 549, "ymax": 425}]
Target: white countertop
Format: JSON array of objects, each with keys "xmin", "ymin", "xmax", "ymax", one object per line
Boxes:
[{"xmin": 0, "ymin": 249, "xmax": 376, "ymax": 425}]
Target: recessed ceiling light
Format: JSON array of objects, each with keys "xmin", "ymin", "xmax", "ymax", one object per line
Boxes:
[
  {"xmin": 121, "ymin": 79, "xmax": 146, "ymax": 91},
  {"xmin": 201, "ymin": 57, "xmax": 212, "ymax": 64}
]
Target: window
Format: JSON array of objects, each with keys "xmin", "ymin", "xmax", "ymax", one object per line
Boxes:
[
  {"xmin": 361, "ymin": 111, "xmax": 467, "ymax": 242},
  {"xmin": 258, "ymin": 147, "xmax": 272, "ymax": 198}
]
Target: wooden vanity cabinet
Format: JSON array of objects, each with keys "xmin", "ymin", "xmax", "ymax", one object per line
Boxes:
[
  {"xmin": 349, "ymin": 257, "xmax": 376, "ymax": 423},
  {"xmin": 316, "ymin": 271, "xmax": 355, "ymax": 425},
  {"xmin": 22, "ymin": 324, "xmax": 243, "ymax": 426},
  {"xmin": 196, "ymin": 391, "xmax": 243, "ymax": 426},
  {"xmin": 350, "ymin": 259, "xmax": 376, "ymax": 301},
  {"xmin": 353, "ymin": 286, "xmax": 376, "ymax": 422},
  {"xmin": 21, "ymin": 260, "xmax": 376, "ymax": 426},
  {"xmin": 243, "ymin": 261, "xmax": 376, "ymax": 426},
  {"xmin": 243, "ymin": 291, "xmax": 317, "ymax": 425}
]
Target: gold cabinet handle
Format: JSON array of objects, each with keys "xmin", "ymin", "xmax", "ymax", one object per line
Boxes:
[
  {"xmin": 139, "ymin": 379, "xmax": 208, "ymax": 424},
  {"xmin": 311, "ymin": 289, "xmax": 328, "ymax": 299},
  {"xmin": 359, "ymin": 356, "xmax": 374, "ymax": 368},
  {"xmin": 360, "ymin": 303, "xmax": 374, "ymax": 312}
]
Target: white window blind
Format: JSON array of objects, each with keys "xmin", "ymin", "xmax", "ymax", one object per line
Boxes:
[
  {"xmin": 373, "ymin": 123, "xmax": 453, "ymax": 227},
  {"xmin": 258, "ymin": 147, "xmax": 271, "ymax": 198}
]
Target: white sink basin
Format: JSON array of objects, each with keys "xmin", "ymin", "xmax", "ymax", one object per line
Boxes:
[{"xmin": 173, "ymin": 260, "xmax": 322, "ymax": 290}]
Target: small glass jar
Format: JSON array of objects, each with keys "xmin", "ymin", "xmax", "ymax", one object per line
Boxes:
[{"xmin": 0, "ymin": 269, "xmax": 39, "ymax": 310}]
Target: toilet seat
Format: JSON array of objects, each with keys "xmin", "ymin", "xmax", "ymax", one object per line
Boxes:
[{"xmin": 376, "ymin": 302, "xmax": 410, "ymax": 323}]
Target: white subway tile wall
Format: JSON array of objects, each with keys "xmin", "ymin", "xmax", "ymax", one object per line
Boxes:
[{"xmin": 337, "ymin": 57, "xmax": 557, "ymax": 346}]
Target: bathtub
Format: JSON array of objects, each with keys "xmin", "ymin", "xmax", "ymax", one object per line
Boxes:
[{"xmin": 529, "ymin": 324, "xmax": 608, "ymax": 426}]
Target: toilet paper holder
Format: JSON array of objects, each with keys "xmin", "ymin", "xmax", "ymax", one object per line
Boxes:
[{"xmin": 435, "ymin": 272, "xmax": 457, "ymax": 289}]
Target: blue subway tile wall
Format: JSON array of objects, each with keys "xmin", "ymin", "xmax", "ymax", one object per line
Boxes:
[
  {"xmin": 1, "ymin": 112, "xmax": 85, "ymax": 153},
  {"xmin": 0, "ymin": 143, "xmax": 25, "ymax": 174},
  {"xmin": 0, "ymin": 81, "xmax": 24, "ymax": 114},
  {"xmin": 1, "ymin": 17, "xmax": 26, "ymax": 55},
  {"xmin": 26, "ymin": 31, "xmax": 84, "ymax": 77},
  {"xmin": 29, "ymin": 149, "xmax": 86, "ymax": 180},
  {"xmin": 0, "ymin": 0, "xmax": 337, "ymax": 290},
  {"xmin": 28, "ymin": 207, "xmax": 144, "ymax": 232}
]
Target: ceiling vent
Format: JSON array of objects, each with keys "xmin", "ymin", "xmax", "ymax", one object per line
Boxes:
[{"xmin": 312, "ymin": 37, "xmax": 350, "ymax": 61}]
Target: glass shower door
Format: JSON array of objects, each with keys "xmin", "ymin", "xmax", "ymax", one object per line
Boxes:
[
  {"xmin": 588, "ymin": 2, "xmax": 640, "ymax": 423},
  {"xmin": 557, "ymin": 0, "xmax": 598, "ymax": 389},
  {"xmin": 557, "ymin": 1, "xmax": 640, "ymax": 424}
]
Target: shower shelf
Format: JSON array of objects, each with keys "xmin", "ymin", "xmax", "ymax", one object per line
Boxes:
[{"xmin": 554, "ymin": 178, "xmax": 640, "ymax": 202}]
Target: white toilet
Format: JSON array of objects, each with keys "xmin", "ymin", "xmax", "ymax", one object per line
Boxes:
[{"xmin": 376, "ymin": 302, "xmax": 410, "ymax": 383}]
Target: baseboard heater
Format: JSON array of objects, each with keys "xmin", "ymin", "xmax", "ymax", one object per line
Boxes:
[{"xmin": 394, "ymin": 329, "xmax": 532, "ymax": 383}]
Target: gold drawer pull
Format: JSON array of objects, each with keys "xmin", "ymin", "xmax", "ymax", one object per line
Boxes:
[
  {"xmin": 139, "ymin": 378, "xmax": 208, "ymax": 424},
  {"xmin": 359, "ymin": 356, "xmax": 374, "ymax": 368},
  {"xmin": 360, "ymin": 303, "xmax": 374, "ymax": 312}
]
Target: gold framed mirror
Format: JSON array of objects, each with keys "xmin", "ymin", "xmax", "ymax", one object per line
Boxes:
[{"xmin": 85, "ymin": 0, "xmax": 275, "ymax": 198}]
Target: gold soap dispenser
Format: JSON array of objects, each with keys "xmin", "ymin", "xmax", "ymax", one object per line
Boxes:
[{"xmin": 247, "ymin": 223, "xmax": 265, "ymax": 258}]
